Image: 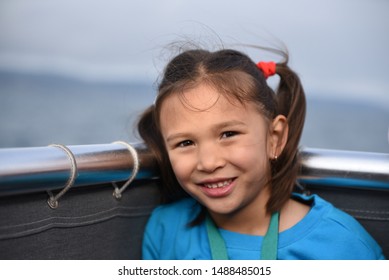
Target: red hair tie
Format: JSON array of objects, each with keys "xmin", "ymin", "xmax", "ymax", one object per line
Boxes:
[{"xmin": 256, "ymin": 61, "xmax": 276, "ymax": 79}]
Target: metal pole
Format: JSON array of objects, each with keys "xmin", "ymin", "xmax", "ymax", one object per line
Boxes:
[
  {"xmin": 0, "ymin": 143, "xmax": 157, "ymax": 196},
  {"xmin": 0, "ymin": 144, "xmax": 388, "ymax": 197},
  {"xmin": 299, "ymin": 148, "xmax": 389, "ymax": 189}
]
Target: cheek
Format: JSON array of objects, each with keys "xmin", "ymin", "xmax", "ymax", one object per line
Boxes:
[
  {"xmin": 168, "ymin": 153, "xmax": 195, "ymax": 183},
  {"xmin": 232, "ymin": 145, "xmax": 269, "ymax": 171}
]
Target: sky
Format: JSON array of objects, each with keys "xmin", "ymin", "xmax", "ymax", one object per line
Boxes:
[{"xmin": 0, "ymin": 0, "xmax": 388, "ymax": 105}]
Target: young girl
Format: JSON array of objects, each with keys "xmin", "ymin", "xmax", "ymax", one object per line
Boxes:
[{"xmin": 137, "ymin": 46, "xmax": 385, "ymax": 260}]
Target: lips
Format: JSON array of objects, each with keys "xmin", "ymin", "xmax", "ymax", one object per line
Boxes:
[{"xmin": 199, "ymin": 178, "xmax": 236, "ymax": 198}]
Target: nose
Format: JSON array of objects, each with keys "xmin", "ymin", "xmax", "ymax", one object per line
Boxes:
[{"xmin": 196, "ymin": 143, "xmax": 226, "ymax": 173}]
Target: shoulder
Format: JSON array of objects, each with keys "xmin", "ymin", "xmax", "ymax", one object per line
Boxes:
[
  {"xmin": 142, "ymin": 198, "xmax": 205, "ymax": 259},
  {"xmin": 308, "ymin": 194, "xmax": 371, "ymax": 238},
  {"xmin": 148, "ymin": 198, "xmax": 200, "ymax": 224},
  {"xmin": 319, "ymin": 197, "xmax": 383, "ymax": 256},
  {"xmin": 288, "ymin": 193, "xmax": 384, "ymax": 259},
  {"xmin": 145, "ymin": 197, "xmax": 201, "ymax": 233}
]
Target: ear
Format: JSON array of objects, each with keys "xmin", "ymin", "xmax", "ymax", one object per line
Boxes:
[{"xmin": 268, "ymin": 115, "xmax": 288, "ymax": 159}]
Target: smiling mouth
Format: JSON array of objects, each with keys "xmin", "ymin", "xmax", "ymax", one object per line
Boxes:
[{"xmin": 203, "ymin": 179, "xmax": 233, "ymax": 189}]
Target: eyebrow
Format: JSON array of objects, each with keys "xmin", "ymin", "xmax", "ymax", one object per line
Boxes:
[
  {"xmin": 212, "ymin": 120, "xmax": 247, "ymax": 132},
  {"xmin": 165, "ymin": 120, "xmax": 247, "ymax": 143}
]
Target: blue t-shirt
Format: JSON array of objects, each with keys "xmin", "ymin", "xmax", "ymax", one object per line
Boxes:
[{"xmin": 142, "ymin": 194, "xmax": 385, "ymax": 260}]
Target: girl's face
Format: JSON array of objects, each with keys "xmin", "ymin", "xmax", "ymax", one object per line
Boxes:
[{"xmin": 159, "ymin": 83, "xmax": 286, "ymax": 218}]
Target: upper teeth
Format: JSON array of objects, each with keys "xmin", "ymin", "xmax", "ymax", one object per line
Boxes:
[{"xmin": 204, "ymin": 179, "xmax": 232, "ymax": 189}]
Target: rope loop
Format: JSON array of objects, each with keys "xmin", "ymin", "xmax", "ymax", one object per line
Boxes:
[
  {"xmin": 112, "ymin": 141, "xmax": 140, "ymax": 199},
  {"xmin": 47, "ymin": 144, "xmax": 78, "ymax": 209}
]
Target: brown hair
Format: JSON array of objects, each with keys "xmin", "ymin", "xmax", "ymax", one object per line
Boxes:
[{"xmin": 137, "ymin": 46, "xmax": 306, "ymax": 215}]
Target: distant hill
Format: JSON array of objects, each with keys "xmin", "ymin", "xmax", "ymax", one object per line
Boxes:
[{"xmin": 0, "ymin": 71, "xmax": 388, "ymax": 153}]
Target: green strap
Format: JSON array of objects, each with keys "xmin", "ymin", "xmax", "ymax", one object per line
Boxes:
[
  {"xmin": 205, "ymin": 215, "xmax": 229, "ymax": 260},
  {"xmin": 206, "ymin": 212, "xmax": 279, "ymax": 260},
  {"xmin": 261, "ymin": 212, "xmax": 279, "ymax": 260}
]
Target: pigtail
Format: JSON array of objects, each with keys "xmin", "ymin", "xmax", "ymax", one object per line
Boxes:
[
  {"xmin": 137, "ymin": 105, "xmax": 188, "ymax": 203},
  {"xmin": 137, "ymin": 105, "xmax": 163, "ymax": 164},
  {"xmin": 267, "ymin": 59, "xmax": 307, "ymax": 214}
]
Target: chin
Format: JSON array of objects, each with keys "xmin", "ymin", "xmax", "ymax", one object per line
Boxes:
[{"xmin": 202, "ymin": 200, "xmax": 242, "ymax": 216}]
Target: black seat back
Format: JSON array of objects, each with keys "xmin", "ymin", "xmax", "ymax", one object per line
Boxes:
[{"xmin": 1, "ymin": 180, "xmax": 388, "ymax": 259}]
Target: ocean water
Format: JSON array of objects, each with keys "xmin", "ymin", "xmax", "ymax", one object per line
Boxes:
[
  {"xmin": 0, "ymin": 72, "xmax": 388, "ymax": 153},
  {"xmin": 0, "ymin": 72, "xmax": 154, "ymax": 147}
]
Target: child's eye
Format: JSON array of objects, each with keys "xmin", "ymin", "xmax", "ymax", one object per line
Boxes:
[
  {"xmin": 221, "ymin": 131, "xmax": 238, "ymax": 138},
  {"xmin": 177, "ymin": 140, "xmax": 193, "ymax": 147}
]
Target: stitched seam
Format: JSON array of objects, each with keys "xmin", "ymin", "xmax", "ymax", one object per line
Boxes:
[
  {"xmin": 0, "ymin": 211, "xmax": 151, "ymax": 240},
  {"xmin": 0, "ymin": 206, "xmax": 154, "ymax": 239},
  {"xmin": 0, "ymin": 214, "xmax": 142, "ymax": 240},
  {"xmin": 0, "ymin": 206, "xmax": 153, "ymax": 229},
  {"xmin": 349, "ymin": 215, "xmax": 389, "ymax": 221},
  {"xmin": 341, "ymin": 208, "xmax": 389, "ymax": 215}
]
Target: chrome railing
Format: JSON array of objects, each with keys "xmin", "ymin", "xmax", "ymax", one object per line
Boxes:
[
  {"xmin": 0, "ymin": 143, "xmax": 388, "ymax": 197},
  {"xmin": 299, "ymin": 148, "xmax": 389, "ymax": 190}
]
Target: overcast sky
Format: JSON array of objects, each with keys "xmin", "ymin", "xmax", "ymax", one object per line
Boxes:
[{"xmin": 0, "ymin": 0, "xmax": 388, "ymax": 104}]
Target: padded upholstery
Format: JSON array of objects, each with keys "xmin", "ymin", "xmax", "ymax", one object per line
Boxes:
[
  {"xmin": 0, "ymin": 180, "xmax": 388, "ymax": 259},
  {"xmin": 0, "ymin": 180, "xmax": 161, "ymax": 259}
]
